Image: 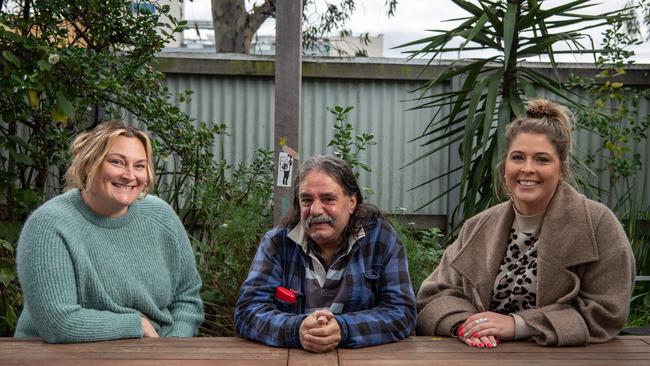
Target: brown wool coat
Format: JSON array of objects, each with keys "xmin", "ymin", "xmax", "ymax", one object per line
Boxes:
[{"xmin": 416, "ymin": 183, "xmax": 636, "ymax": 346}]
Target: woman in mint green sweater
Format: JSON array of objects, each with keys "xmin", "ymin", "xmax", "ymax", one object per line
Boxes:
[{"xmin": 14, "ymin": 121, "xmax": 204, "ymax": 343}]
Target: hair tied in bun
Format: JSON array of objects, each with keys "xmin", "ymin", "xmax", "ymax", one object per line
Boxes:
[{"xmin": 526, "ymin": 104, "xmax": 555, "ymax": 119}]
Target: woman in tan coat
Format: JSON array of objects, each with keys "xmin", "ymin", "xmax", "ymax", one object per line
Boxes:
[{"xmin": 416, "ymin": 99, "xmax": 635, "ymax": 348}]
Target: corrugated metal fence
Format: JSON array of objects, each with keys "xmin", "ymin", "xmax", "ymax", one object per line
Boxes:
[{"xmin": 155, "ymin": 54, "xmax": 650, "ymax": 220}]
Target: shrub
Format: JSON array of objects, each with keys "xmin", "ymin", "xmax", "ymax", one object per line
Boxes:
[
  {"xmin": 0, "ymin": 222, "xmax": 22, "ymax": 336},
  {"xmin": 394, "ymin": 223, "xmax": 445, "ymax": 293},
  {"xmin": 192, "ymin": 149, "xmax": 274, "ymax": 336}
]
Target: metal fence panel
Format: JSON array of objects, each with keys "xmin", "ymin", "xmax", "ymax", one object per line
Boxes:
[
  {"xmin": 5, "ymin": 57, "xmax": 648, "ymax": 221},
  {"xmin": 158, "ymin": 73, "xmax": 450, "ymax": 215}
]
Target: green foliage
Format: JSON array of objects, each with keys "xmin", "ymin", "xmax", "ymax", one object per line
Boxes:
[
  {"xmin": 326, "ymin": 105, "xmax": 376, "ymax": 198},
  {"xmin": 627, "ymin": 281, "xmax": 650, "ymax": 327},
  {"xmin": 0, "ymin": 0, "xmax": 188, "ymax": 218},
  {"xmin": 150, "ymin": 119, "xmax": 229, "ymax": 222},
  {"xmin": 0, "ymin": 222, "xmax": 22, "ymax": 337},
  {"xmin": 326, "ymin": 105, "xmax": 376, "ymax": 176},
  {"xmin": 401, "ymin": 0, "xmax": 623, "ymax": 234},
  {"xmin": 192, "ymin": 149, "xmax": 274, "ymax": 336},
  {"xmin": 564, "ymin": 8, "xmax": 650, "ymax": 323},
  {"xmin": 394, "ymin": 222, "xmax": 445, "ymax": 293},
  {"xmin": 566, "ymin": 10, "xmax": 650, "ymax": 208},
  {"xmin": 626, "ymin": 305, "xmax": 650, "ymax": 328}
]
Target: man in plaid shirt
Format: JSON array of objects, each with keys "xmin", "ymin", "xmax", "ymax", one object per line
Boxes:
[{"xmin": 234, "ymin": 155, "xmax": 416, "ymax": 352}]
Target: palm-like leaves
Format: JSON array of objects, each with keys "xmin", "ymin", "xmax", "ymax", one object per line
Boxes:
[{"xmin": 402, "ymin": 0, "xmax": 627, "ymax": 233}]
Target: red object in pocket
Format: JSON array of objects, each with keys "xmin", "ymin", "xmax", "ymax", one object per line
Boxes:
[{"xmin": 275, "ymin": 286, "xmax": 297, "ymax": 304}]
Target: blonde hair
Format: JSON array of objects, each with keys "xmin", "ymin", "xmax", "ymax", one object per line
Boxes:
[
  {"xmin": 65, "ymin": 121, "xmax": 155, "ymax": 194},
  {"xmin": 495, "ymin": 99, "xmax": 574, "ymax": 197}
]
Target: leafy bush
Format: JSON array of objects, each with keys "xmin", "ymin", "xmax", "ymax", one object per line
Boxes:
[
  {"xmin": 0, "ymin": 222, "xmax": 22, "ymax": 336},
  {"xmin": 191, "ymin": 149, "xmax": 274, "ymax": 336},
  {"xmin": 627, "ymin": 281, "xmax": 650, "ymax": 327},
  {"xmin": 394, "ymin": 223, "xmax": 445, "ymax": 293},
  {"xmin": 194, "ymin": 197, "xmax": 272, "ymax": 336},
  {"xmin": 566, "ymin": 9, "xmax": 650, "ymax": 324},
  {"xmin": 1, "ymin": 0, "xmax": 188, "ymax": 219},
  {"xmin": 327, "ymin": 105, "xmax": 376, "ymax": 176}
]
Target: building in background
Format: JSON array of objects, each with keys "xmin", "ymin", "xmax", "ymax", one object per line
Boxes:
[
  {"xmin": 248, "ymin": 33, "xmax": 384, "ymax": 57},
  {"xmin": 173, "ymin": 19, "xmax": 384, "ymax": 57}
]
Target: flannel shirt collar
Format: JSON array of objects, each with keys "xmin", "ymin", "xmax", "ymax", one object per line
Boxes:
[{"xmin": 287, "ymin": 222, "xmax": 366, "ymax": 256}]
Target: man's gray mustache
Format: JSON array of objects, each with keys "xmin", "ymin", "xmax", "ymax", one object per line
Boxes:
[{"xmin": 306, "ymin": 215, "xmax": 334, "ymax": 226}]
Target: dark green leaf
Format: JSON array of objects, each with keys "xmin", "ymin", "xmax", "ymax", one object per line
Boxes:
[
  {"xmin": 55, "ymin": 92, "xmax": 75, "ymax": 118},
  {"xmin": 0, "ymin": 268, "xmax": 15, "ymax": 287},
  {"xmin": 9, "ymin": 150, "xmax": 34, "ymax": 165},
  {"xmin": 2, "ymin": 50, "xmax": 21, "ymax": 67},
  {"xmin": 503, "ymin": 3, "xmax": 518, "ymax": 70}
]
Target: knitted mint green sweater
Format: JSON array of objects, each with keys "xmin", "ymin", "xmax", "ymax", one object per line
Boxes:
[{"xmin": 14, "ymin": 189, "xmax": 203, "ymax": 343}]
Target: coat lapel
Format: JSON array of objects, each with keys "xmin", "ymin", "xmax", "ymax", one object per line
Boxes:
[
  {"xmin": 451, "ymin": 202, "xmax": 514, "ymax": 311},
  {"xmin": 537, "ymin": 183, "xmax": 599, "ymax": 266},
  {"xmin": 535, "ymin": 182, "xmax": 599, "ymax": 306}
]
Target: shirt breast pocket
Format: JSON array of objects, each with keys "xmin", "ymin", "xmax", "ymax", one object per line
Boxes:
[{"xmin": 362, "ymin": 264, "xmax": 384, "ymax": 308}]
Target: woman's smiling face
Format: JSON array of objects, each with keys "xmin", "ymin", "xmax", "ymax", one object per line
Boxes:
[
  {"xmin": 504, "ymin": 132, "xmax": 562, "ymax": 215},
  {"xmin": 83, "ymin": 135, "xmax": 148, "ymax": 217}
]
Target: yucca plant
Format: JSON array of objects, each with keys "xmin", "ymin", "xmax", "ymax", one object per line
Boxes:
[{"xmin": 401, "ymin": 0, "xmax": 632, "ymax": 234}]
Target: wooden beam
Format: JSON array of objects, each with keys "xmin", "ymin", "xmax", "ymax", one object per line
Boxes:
[
  {"xmin": 273, "ymin": 0, "xmax": 302, "ymax": 225},
  {"xmin": 155, "ymin": 54, "xmax": 650, "ymax": 86}
]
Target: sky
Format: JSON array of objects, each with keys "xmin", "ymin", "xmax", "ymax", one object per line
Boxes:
[{"xmin": 184, "ymin": 0, "xmax": 650, "ymax": 63}]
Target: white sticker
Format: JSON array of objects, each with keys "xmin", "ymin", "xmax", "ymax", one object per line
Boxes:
[{"xmin": 276, "ymin": 152, "xmax": 293, "ymax": 187}]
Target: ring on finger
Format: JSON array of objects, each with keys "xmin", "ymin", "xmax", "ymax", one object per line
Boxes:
[{"xmin": 474, "ymin": 317, "xmax": 488, "ymax": 324}]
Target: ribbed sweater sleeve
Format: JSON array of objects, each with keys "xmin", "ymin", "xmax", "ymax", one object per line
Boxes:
[
  {"xmin": 159, "ymin": 213, "xmax": 203, "ymax": 337},
  {"xmin": 17, "ymin": 214, "xmax": 142, "ymax": 343}
]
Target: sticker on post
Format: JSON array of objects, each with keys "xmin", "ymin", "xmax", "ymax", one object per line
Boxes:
[{"xmin": 277, "ymin": 152, "xmax": 293, "ymax": 187}]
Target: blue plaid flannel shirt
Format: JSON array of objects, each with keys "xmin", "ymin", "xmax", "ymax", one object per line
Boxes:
[{"xmin": 234, "ymin": 216, "xmax": 416, "ymax": 348}]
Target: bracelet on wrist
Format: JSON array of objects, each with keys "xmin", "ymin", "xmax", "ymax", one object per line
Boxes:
[{"xmin": 450, "ymin": 320, "xmax": 465, "ymax": 338}]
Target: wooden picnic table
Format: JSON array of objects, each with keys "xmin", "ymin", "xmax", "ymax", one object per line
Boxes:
[{"xmin": 2, "ymin": 336, "xmax": 650, "ymax": 365}]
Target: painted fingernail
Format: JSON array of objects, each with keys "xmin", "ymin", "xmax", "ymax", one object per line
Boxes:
[
  {"xmin": 458, "ymin": 327, "xmax": 464, "ymax": 337},
  {"xmin": 478, "ymin": 342, "xmax": 483, "ymax": 348},
  {"xmin": 469, "ymin": 341, "xmax": 475, "ymax": 347},
  {"xmin": 486, "ymin": 343, "xmax": 492, "ymax": 348},
  {"xmin": 472, "ymin": 333, "xmax": 478, "ymax": 338}
]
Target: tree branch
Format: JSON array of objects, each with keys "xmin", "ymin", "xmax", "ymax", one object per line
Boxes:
[{"xmin": 245, "ymin": 0, "xmax": 275, "ymax": 43}]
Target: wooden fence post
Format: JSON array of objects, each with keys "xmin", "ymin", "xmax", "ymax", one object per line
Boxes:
[{"xmin": 273, "ymin": 0, "xmax": 302, "ymax": 225}]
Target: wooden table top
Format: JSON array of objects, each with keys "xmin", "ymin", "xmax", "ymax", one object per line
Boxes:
[{"xmin": 2, "ymin": 336, "xmax": 650, "ymax": 366}]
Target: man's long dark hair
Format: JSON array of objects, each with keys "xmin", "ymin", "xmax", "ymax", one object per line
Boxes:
[{"xmin": 281, "ymin": 155, "xmax": 384, "ymax": 239}]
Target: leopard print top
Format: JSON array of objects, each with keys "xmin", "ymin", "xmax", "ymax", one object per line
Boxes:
[{"xmin": 490, "ymin": 210, "xmax": 544, "ymax": 314}]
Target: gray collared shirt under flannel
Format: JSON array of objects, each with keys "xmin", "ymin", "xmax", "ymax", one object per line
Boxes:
[{"xmin": 287, "ymin": 224, "xmax": 365, "ymax": 314}]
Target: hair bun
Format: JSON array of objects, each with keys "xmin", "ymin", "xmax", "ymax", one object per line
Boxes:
[
  {"xmin": 522, "ymin": 98, "xmax": 573, "ymax": 139},
  {"xmin": 526, "ymin": 101, "xmax": 556, "ymax": 119}
]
